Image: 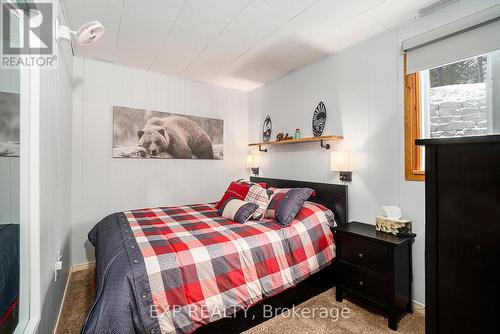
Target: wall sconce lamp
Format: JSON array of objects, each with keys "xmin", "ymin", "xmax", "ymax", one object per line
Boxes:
[
  {"xmin": 330, "ymin": 151, "xmax": 353, "ymax": 182},
  {"xmin": 246, "ymin": 155, "xmax": 259, "ymax": 176}
]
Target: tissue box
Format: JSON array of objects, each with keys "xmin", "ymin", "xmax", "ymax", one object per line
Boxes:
[{"xmin": 375, "ymin": 216, "xmax": 412, "ymax": 237}]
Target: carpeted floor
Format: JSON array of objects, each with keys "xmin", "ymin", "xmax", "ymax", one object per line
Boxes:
[
  {"xmin": 56, "ymin": 268, "xmax": 95, "ymax": 334},
  {"xmin": 56, "ymin": 268, "xmax": 424, "ymax": 333}
]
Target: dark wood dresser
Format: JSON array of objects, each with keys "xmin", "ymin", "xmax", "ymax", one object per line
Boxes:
[
  {"xmin": 417, "ymin": 135, "xmax": 500, "ymax": 334},
  {"xmin": 335, "ymin": 222, "xmax": 415, "ymax": 330}
]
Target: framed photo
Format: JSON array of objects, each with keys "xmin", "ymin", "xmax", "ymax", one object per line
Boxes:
[
  {"xmin": 0, "ymin": 92, "xmax": 20, "ymax": 157},
  {"xmin": 113, "ymin": 106, "xmax": 223, "ymax": 160}
]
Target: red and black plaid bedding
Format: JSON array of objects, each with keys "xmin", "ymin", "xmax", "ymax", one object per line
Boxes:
[{"xmin": 124, "ymin": 201, "xmax": 336, "ymax": 334}]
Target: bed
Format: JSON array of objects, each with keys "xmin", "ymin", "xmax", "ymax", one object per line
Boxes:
[
  {"xmin": 0, "ymin": 224, "xmax": 19, "ymax": 334},
  {"xmin": 82, "ymin": 177, "xmax": 347, "ymax": 334}
]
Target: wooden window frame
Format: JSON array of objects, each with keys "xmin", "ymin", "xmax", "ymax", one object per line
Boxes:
[{"xmin": 404, "ymin": 54, "xmax": 425, "ymax": 181}]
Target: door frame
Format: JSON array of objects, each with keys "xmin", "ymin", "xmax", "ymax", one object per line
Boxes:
[{"xmin": 15, "ymin": 41, "xmax": 42, "ymax": 334}]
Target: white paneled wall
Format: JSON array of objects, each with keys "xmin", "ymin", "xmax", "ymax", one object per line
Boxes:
[
  {"xmin": 250, "ymin": 29, "xmax": 401, "ymax": 217},
  {"xmin": 36, "ymin": 1, "xmax": 75, "ymax": 332},
  {"xmin": 0, "ymin": 66, "xmax": 20, "ymax": 225},
  {"xmin": 71, "ymin": 58, "xmax": 249, "ymax": 264}
]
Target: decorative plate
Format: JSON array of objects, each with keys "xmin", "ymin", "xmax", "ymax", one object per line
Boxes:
[
  {"xmin": 312, "ymin": 102, "xmax": 327, "ymax": 137},
  {"xmin": 262, "ymin": 115, "xmax": 272, "ymax": 142}
]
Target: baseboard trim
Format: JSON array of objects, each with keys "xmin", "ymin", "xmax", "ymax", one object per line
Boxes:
[
  {"xmin": 412, "ymin": 300, "xmax": 425, "ymax": 312},
  {"xmin": 53, "ymin": 270, "xmax": 72, "ymax": 334},
  {"xmin": 53, "ymin": 262, "xmax": 96, "ymax": 334}
]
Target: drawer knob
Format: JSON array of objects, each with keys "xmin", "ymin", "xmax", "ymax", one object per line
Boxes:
[
  {"xmin": 358, "ymin": 253, "xmax": 364, "ymax": 259},
  {"xmin": 358, "ymin": 281, "xmax": 364, "ymax": 287}
]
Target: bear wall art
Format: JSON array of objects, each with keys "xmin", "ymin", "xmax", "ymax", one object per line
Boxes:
[
  {"xmin": 0, "ymin": 92, "xmax": 20, "ymax": 157},
  {"xmin": 113, "ymin": 106, "xmax": 223, "ymax": 160}
]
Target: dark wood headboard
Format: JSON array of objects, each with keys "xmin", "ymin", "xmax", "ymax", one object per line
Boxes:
[{"xmin": 250, "ymin": 177, "xmax": 348, "ymax": 227}]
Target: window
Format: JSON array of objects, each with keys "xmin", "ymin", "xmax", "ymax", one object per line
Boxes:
[
  {"xmin": 402, "ymin": 8, "xmax": 500, "ymax": 181},
  {"xmin": 405, "ymin": 49, "xmax": 500, "ymax": 181},
  {"xmin": 404, "ymin": 54, "xmax": 424, "ymax": 181}
]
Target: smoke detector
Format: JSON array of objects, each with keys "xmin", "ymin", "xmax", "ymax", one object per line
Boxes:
[{"xmin": 57, "ymin": 20, "xmax": 105, "ymax": 46}]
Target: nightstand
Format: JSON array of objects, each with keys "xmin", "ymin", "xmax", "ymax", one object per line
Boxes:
[{"xmin": 335, "ymin": 222, "xmax": 416, "ymax": 330}]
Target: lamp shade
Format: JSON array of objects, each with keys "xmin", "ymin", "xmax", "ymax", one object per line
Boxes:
[
  {"xmin": 246, "ymin": 155, "xmax": 257, "ymax": 168},
  {"xmin": 330, "ymin": 151, "xmax": 353, "ymax": 171}
]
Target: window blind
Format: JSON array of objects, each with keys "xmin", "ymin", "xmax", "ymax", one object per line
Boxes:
[{"xmin": 403, "ymin": 5, "xmax": 500, "ymax": 74}]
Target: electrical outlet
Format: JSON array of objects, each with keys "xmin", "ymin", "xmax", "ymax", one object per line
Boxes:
[{"xmin": 54, "ymin": 255, "xmax": 63, "ymax": 282}]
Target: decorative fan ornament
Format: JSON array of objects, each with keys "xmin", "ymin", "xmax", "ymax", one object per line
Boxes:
[
  {"xmin": 312, "ymin": 101, "xmax": 327, "ymax": 137},
  {"xmin": 262, "ymin": 115, "xmax": 272, "ymax": 142}
]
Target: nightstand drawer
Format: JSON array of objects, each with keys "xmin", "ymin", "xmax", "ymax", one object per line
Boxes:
[
  {"xmin": 339, "ymin": 262, "xmax": 388, "ymax": 306},
  {"xmin": 339, "ymin": 233, "xmax": 388, "ymax": 274}
]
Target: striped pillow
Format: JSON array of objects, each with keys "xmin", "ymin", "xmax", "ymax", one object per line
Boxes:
[
  {"xmin": 244, "ymin": 184, "xmax": 271, "ymax": 219},
  {"xmin": 217, "ymin": 199, "xmax": 259, "ymax": 224}
]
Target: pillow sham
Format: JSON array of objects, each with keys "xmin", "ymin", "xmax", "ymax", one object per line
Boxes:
[
  {"xmin": 217, "ymin": 198, "xmax": 259, "ymax": 223},
  {"xmin": 244, "ymin": 184, "xmax": 271, "ymax": 219},
  {"xmin": 265, "ymin": 187, "xmax": 315, "ymax": 226},
  {"xmin": 215, "ymin": 181, "xmax": 251, "ymax": 209}
]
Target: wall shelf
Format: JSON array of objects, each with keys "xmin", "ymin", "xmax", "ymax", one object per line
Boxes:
[{"xmin": 248, "ymin": 135, "xmax": 343, "ymax": 151}]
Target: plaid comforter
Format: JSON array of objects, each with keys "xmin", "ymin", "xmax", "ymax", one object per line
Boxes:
[{"xmin": 83, "ymin": 201, "xmax": 336, "ymax": 334}]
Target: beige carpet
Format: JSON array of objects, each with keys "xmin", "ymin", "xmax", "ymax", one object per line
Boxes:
[
  {"xmin": 55, "ymin": 268, "xmax": 95, "ymax": 334},
  {"xmin": 243, "ymin": 291, "xmax": 424, "ymax": 334},
  {"xmin": 56, "ymin": 268, "xmax": 424, "ymax": 333}
]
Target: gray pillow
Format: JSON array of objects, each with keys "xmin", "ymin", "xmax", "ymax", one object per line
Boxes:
[{"xmin": 265, "ymin": 188, "xmax": 315, "ymax": 226}]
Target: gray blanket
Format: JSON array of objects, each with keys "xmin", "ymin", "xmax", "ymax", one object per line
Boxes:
[{"xmin": 81, "ymin": 213, "xmax": 160, "ymax": 334}]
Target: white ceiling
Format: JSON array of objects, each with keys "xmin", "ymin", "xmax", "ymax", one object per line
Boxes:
[{"xmin": 61, "ymin": 0, "xmax": 439, "ymax": 91}]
